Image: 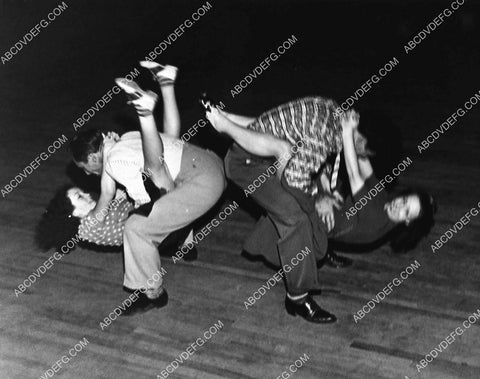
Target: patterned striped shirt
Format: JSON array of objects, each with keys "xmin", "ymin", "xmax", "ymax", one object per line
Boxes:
[{"xmin": 247, "ymin": 96, "xmax": 343, "ymax": 195}]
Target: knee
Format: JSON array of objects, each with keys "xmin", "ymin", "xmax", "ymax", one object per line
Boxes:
[
  {"xmin": 276, "ymin": 139, "xmax": 292, "ymax": 161},
  {"xmin": 277, "ymin": 209, "xmax": 310, "ymax": 229}
]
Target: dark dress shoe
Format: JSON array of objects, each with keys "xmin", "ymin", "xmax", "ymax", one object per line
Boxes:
[
  {"xmin": 285, "ymin": 295, "xmax": 337, "ymax": 323},
  {"xmin": 325, "ymin": 251, "xmax": 353, "ymax": 268},
  {"xmin": 182, "ymin": 246, "xmax": 198, "ymax": 261},
  {"xmin": 121, "ymin": 289, "xmax": 168, "ymax": 316}
]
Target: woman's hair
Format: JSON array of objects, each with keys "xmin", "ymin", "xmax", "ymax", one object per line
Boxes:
[
  {"xmin": 388, "ymin": 188, "xmax": 437, "ymax": 253},
  {"xmin": 70, "ymin": 129, "xmax": 103, "ymax": 163},
  {"xmin": 36, "ymin": 185, "xmax": 81, "ymax": 253}
]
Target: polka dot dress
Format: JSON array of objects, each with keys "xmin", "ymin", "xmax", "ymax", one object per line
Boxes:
[{"xmin": 78, "ymin": 199, "xmax": 134, "ymax": 246}]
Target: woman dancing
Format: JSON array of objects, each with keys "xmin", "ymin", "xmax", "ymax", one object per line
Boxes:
[
  {"xmin": 37, "ymin": 69, "xmax": 194, "ymax": 256},
  {"xmin": 37, "ymin": 63, "xmax": 224, "ymax": 280},
  {"xmin": 204, "ymin": 99, "xmax": 435, "ymax": 323}
]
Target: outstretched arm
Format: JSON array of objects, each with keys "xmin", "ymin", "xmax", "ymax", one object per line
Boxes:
[
  {"xmin": 357, "ymin": 139, "xmax": 374, "ymax": 180},
  {"xmin": 88, "ymin": 134, "xmax": 117, "ymax": 221},
  {"xmin": 341, "ymin": 110, "xmax": 365, "ymax": 195}
]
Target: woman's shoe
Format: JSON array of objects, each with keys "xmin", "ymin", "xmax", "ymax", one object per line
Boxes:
[
  {"xmin": 114, "ymin": 78, "xmax": 146, "ymax": 101},
  {"xmin": 139, "ymin": 61, "xmax": 178, "ymax": 85},
  {"xmin": 199, "ymin": 92, "xmax": 220, "ymax": 112},
  {"xmin": 285, "ymin": 294, "xmax": 337, "ymax": 323},
  {"xmin": 325, "ymin": 251, "xmax": 353, "ymax": 268}
]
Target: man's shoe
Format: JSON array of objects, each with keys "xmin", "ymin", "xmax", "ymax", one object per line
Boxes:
[
  {"xmin": 285, "ymin": 295, "xmax": 336, "ymax": 323},
  {"xmin": 139, "ymin": 61, "xmax": 178, "ymax": 85},
  {"xmin": 325, "ymin": 251, "xmax": 353, "ymax": 268},
  {"xmin": 121, "ymin": 289, "xmax": 169, "ymax": 316}
]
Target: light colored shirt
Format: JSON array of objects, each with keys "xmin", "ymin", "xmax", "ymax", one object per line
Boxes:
[{"xmin": 105, "ymin": 131, "xmax": 183, "ymax": 205}]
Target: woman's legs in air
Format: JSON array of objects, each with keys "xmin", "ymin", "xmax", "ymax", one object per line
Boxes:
[{"xmin": 206, "ymin": 106, "xmax": 293, "ymax": 176}]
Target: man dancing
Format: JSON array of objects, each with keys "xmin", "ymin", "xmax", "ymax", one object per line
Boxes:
[
  {"xmin": 205, "ymin": 97, "xmax": 344, "ymax": 323},
  {"xmin": 206, "ymin": 99, "xmax": 435, "ymax": 324},
  {"xmin": 70, "ymin": 63, "xmax": 226, "ymax": 314}
]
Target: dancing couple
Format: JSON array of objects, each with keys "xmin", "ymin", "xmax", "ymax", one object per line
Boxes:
[
  {"xmin": 38, "ymin": 64, "xmax": 435, "ymax": 322},
  {"xmin": 38, "ymin": 62, "xmax": 226, "ymax": 315},
  {"xmin": 204, "ymin": 97, "xmax": 436, "ymax": 323}
]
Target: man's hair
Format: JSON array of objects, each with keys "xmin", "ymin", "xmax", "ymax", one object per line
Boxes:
[{"xmin": 70, "ymin": 129, "xmax": 103, "ymax": 163}]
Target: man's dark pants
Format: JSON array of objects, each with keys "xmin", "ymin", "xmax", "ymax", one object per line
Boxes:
[{"xmin": 225, "ymin": 144, "xmax": 328, "ymax": 296}]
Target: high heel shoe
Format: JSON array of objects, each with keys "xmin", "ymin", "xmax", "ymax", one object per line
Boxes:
[
  {"xmin": 139, "ymin": 61, "xmax": 178, "ymax": 85},
  {"xmin": 114, "ymin": 78, "xmax": 146, "ymax": 101},
  {"xmin": 324, "ymin": 250, "xmax": 353, "ymax": 268},
  {"xmin": 199, "ymin": 92, "xmax": 222, "ymax": 112}
]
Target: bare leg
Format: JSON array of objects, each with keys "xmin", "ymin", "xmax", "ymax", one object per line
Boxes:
[
  {"xmin": 206, "ymin": 107, "xmax": 293, "ymax": 177},
  {"xmin": 220, "ymin": 110, "xmax": 256, "ymax": 128},
  {"xmin": 159, "ymin": 84, "xmax": 181, "ymax": 139},
  {"xmin": 131, "ymin": 90, "xmax": 174, "ymax": 191}
]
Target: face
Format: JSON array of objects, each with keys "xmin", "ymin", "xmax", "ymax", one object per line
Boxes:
[
  {"xmin": 67, "ymin": 187, "xmax": 96, "ymax": 218},
  {"xmin": 385, "ymin": 195, "xmax": 421, "ymax": 224},
  {"xmin": 74, "ymin": 153, "xmax": 102, "ymax": 176}
]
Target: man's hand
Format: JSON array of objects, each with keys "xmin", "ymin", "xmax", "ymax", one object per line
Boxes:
[{"xmin": 315, "ymin": 194, "xmax": 342, "ymax": 232}]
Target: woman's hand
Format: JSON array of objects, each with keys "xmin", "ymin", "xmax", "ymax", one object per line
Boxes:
[
  {"xmin": 102, "ymin": 132, "xmax": 119, "ymax": 156},
  {"xmin": 315, "ymin": 194, "xmax": 342, "ymax": 232},
  {"xmin": 341, "ymin": 109, "xmax": 360, "ymax": 132}
]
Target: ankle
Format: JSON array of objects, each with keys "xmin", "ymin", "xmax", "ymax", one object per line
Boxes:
[
  {"xmin": 287, "ymin": 292, "xmax": 308, "ymax": 303},
  {"xmin": 157, "ymin": 79, "xmax": 175, "ymax": 87},
  {"xmin": 145, "ymin": 287, "xmax": 164, "ymax": 300}
]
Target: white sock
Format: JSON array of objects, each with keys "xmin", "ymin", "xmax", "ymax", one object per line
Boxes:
[
  {"xmin": 145, "ymin": 287, "xmax": 163, "ymax": 300},
  {"xmin": 287, "ymin": 292, "xmax": 308, "ymax": 302}
]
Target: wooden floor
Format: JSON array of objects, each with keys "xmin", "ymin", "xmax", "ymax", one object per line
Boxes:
[{"xmin": 1, "ymin": 1, "xmax": 480, "ymax": 378}]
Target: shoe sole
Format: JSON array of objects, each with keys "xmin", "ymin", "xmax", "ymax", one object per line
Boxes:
[{"xmin": 115, "ymin": 78, "xmax": 145, "ymax": 100}]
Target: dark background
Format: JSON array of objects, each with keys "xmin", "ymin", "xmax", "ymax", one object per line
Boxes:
[
  {"xmin": 1, "ymin": 0, "xmax": 478, "ymax": 154},
  {"xmin": 1, "ymin": 0, "xmax": 479, "ymax": 220}
]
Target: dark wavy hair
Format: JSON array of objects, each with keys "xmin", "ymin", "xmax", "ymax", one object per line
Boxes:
[
  {"xmin": 70, "ymin": 129, "xmax": 103, "ymax": 163},
  {"xmin": 388, "ymin": 189, "xmax": 437, "ymax": 253},
  {"xmin": 36, "ymin": 185, "xmax": 81, "ymax": 253}
]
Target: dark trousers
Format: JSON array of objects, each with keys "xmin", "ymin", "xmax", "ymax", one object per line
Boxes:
[{"xmin": 225, "ymin": 144, "xmax": 328, "ymax": 296}]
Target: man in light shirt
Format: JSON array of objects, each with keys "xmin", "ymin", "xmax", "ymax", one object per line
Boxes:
[{"xmin": 70, "ymin": 64, "xmax": 225, "ymax": 314}]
